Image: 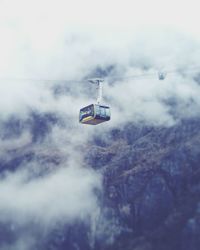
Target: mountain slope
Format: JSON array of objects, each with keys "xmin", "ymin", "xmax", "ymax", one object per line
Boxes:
[{"xmin": 85, "ymin": 118, "xmax": 200, "ymax": 250}]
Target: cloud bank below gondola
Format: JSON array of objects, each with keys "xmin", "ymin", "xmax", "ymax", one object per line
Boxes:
[{"xmin": 0, "ymin": 165, "xmax": 100, "ymax": 225}]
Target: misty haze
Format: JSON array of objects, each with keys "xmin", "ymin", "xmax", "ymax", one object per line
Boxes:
[{"xmin": 0, "ymin": 0, "xmax": 200, "ymax": 250}]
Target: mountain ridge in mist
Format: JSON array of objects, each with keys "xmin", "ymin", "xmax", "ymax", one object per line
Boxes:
[{"xmin": 0, "ymin": 113, "xmax": 200, "ymax": 250}]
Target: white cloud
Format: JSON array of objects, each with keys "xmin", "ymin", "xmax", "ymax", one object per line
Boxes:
[
  {"xmin": 0, "ymin": 2, "xmax": 199, "ymax": 246},
  {"xmin": 0, "ymin": 0, "xmax": 199, "ymax": 125},
  {"xmin": 0, "ymin": 165, "xmax": 101, "ymax": 226},
  {"xmin": 0, "ymin": 28, "xmax": 200, "ymax": 125}
]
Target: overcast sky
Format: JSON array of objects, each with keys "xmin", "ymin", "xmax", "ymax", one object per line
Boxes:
[{"xmin": 1, "ymin": 0, "xmax": 199, "ymax": 35}]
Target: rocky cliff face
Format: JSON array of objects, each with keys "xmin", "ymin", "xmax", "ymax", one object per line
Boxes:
[
  {"xmin": 0, "ymin": 115, "xmax": 200, "ymax": 250},
  {"xmin": 85, "ymin": 118, "xmax": 200, "ymax": 250}
]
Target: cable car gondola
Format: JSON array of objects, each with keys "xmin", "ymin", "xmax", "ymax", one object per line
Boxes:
[
  {"xmin": 79, "ymin": 79, "xmax": 111, "ymax": 125},
  {"xmin": 79, "ymin": 104, "xmax": 110, "ymax": 125},
  {"xmin": 158, "ymin": 71, "xmax": 167, "ymax": 80}
]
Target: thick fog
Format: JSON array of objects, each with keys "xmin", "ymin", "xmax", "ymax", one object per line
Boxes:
[{"xmin": 0, "ymin": 0, "xmax": 200, "ymax": 249}]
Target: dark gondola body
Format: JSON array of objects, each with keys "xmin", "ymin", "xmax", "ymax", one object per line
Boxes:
[{"xmin": 79, "ymin": 104, "xmax": 111, "ymax": 125}]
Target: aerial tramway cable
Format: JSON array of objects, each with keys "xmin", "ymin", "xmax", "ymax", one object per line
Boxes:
[
  {"xmin": 0, "ymin": 65, "xmax": 200, "ymax": 83},
  {"xmin": 1, "ymin": 65, "xmax": 200, "ymax": 125}
]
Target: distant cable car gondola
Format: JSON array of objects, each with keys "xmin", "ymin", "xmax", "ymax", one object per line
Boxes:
[
  {"xmin": 158, "ymin": 71, "xmax": 167, "ymax": 80},
  {"xmin": 79, "ymin": 79, "xmax": 111, "ymax": 125}
]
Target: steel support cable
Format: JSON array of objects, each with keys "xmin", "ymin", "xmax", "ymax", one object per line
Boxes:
[{"xmin": 0, "ymin": 65, "xmax": 199, "ymax": 83}]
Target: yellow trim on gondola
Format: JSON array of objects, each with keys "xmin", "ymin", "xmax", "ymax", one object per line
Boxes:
[{"xmin": 81, "ymin": 116, "xmax": 93, "ymax": 123}]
